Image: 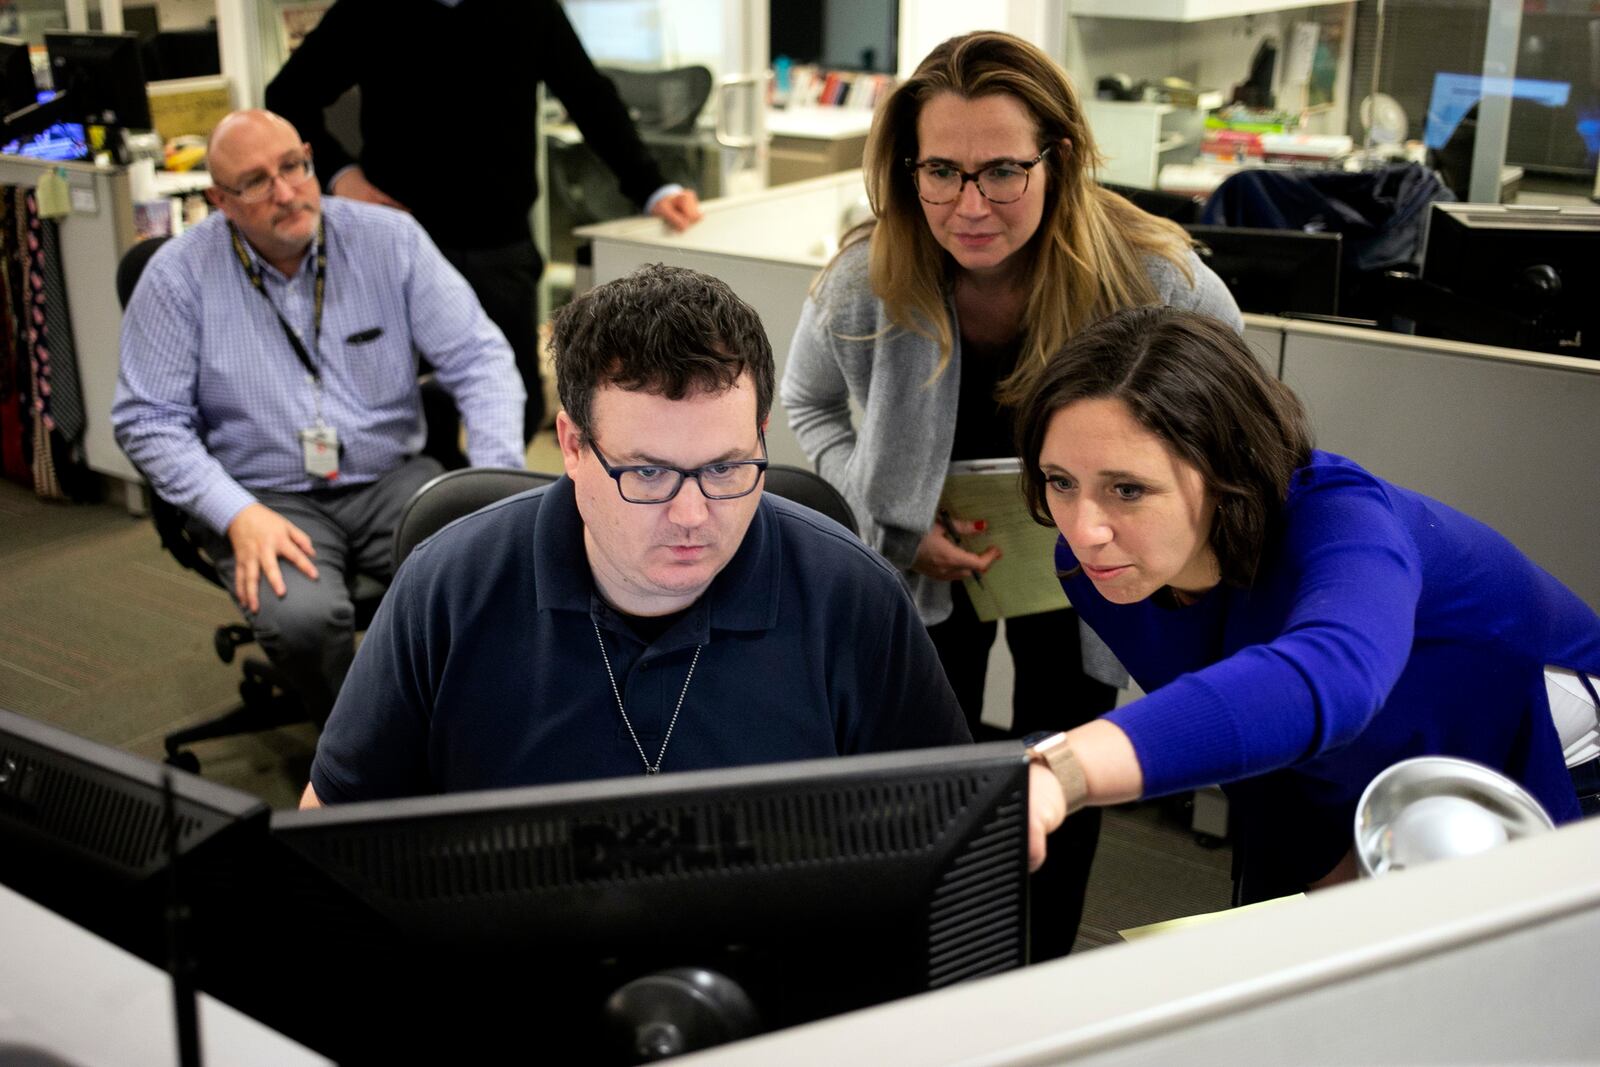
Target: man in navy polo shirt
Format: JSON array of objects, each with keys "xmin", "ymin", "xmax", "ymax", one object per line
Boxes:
[{"xmin": 303, "ymin": 265, "xmax": 969, "ymax": 805}]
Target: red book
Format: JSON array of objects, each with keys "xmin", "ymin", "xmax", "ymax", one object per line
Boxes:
[{"xmin": 820, "ymin": 71, "xmax": 841, "ymax": 106}]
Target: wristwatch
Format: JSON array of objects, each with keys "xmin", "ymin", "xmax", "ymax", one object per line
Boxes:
[{"xmin": 1022, "ymin": 730, "xmax": 1088, "ymax": 816}]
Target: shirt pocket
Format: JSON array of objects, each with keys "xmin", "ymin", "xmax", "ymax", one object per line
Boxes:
[{"xmin": 338, "ymin": 329, "xmax": 415, "ymax": 408}]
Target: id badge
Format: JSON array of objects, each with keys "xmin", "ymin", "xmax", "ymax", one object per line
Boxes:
[{"xmin": 300, "ymin": 425, "xmax": 339, "ymax": 480}]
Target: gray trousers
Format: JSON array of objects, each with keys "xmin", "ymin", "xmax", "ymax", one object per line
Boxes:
[{"xmin": 192, "ymin": 456, "xmax": 443, "ymax": 723}]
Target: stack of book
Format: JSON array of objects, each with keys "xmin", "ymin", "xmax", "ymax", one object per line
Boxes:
[
  {"xmin": 779, "ymin": 66, "xmax": 893, "ymax": 110},
  {"xmin": 1200, "ymin": 107, "xmax": 1351, "ymax": 164}
]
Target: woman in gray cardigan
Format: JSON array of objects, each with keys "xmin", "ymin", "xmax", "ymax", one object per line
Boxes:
[{"xmin": 781, "ymin": 31, "xmax": 1241, "ymax": 959}]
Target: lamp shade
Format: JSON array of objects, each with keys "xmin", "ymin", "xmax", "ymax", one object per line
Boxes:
[{"xmin": 1354, "ymin": 756, "xmax": 1554, "ymax": 877}]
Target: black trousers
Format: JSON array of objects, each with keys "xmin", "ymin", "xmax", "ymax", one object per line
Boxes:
[
  {"xmin": 927, "ymin": 582, "xmax": 1118, "ymax": 961},
  {"xmin": 433, "ymin": 237, "xmax": 546, "ymax": 459}
]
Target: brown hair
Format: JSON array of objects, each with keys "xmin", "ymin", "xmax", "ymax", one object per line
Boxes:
[
  {"xmin": 1015, "ymin": 307, "xmax": 1315, "ymax": 587},
  {"xmin": 552, "ymin": 263, "xmax": 773, "ymax": 441},
  {"xmin": 839, "ymin": 30, "xmax": 1194, "ymax": 400}
]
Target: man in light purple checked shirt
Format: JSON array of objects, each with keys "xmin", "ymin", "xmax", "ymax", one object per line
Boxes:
[{"xmin": 113, "ymin": 109, "xmax": 525, "ymax": 723}]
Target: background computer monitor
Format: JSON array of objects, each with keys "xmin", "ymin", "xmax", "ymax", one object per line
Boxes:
[
  {"xmin": 1423, "ymin": 72, "xmax": 1573, "ymax": 152},
  {"xmin": 0, "ymin": 707, "xmax": 270, "ymax": 970},
  {"xmin": 1185, "ymin": 224, "xmax": 1343, "ymax": 317},
  {"xmin": 258, "ymin": 743, "xmax": 1029, "ymax": 1063},
  {"xmin": 1414, "ymin": 201, "xmax": 1600, "ymax": 358},
  {"xmin": 45, "ymin": 30, "xmax": 151, "ymax": 130},
  {"xmin": 0, "ymin": 36, "xmax": 37, "ymax": 115},
  {"xmin": 771, "ymin": 0, "xmax": 897, "ymax": 74},
  {"xmin": 0, "ymin": 30, "xmax": 149, "ymax": 155},
  {"xmin": 136, "ymin": 27, "xmax": 221, "ymax": 82}
]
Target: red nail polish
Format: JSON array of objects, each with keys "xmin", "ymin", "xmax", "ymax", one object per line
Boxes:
[{"xmin": 974, "ymin": 520, "xmax": 987, "ymax": 532}]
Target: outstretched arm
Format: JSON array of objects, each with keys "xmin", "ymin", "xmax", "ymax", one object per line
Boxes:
[
  {"xmin": 1027, "ymin": 719, "xmax": 1143, "ymax": 871},
  {"xmin": 263, "ymin": 1, "xmax": 363, "ymax": 186}
]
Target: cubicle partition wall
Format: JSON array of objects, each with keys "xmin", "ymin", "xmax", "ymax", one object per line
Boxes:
[
  {"xmin": 679, "ymin": 817, "xmax": 1600, "ymax": 1066},
  {"xmin": 1261, "ymin": 316, "xmax": 1600, "ymax": 609},
  {"xmin": 1242, "ymin": 321, "xmax": 1284, "ymax": 377}
]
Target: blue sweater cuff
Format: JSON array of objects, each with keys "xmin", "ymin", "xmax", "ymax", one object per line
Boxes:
[{"xmin": 1107, "ymin": 675, "xmax": 1245, "ymax": 798}]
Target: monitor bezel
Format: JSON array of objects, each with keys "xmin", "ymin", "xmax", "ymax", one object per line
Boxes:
[{"xmin": 1185, "ymin": 223, "xmax": 1344, "ymax": 317}]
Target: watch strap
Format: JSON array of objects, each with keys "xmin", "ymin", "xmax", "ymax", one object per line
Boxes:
[{"xmin": 1026, "ymin": 731, "xmax": 1088, "ymax": 816}]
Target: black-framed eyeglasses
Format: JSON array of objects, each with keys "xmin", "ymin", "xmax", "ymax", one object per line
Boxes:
[
  {"xmin": 590, "ymin": 430, "xmax": 769, "ymax": 504},
  {"xmin": 214, "ymin": 156, "xmax": 316, "ymax": 203},
  {"xmin": 903, "ymin": 145, "xmax": 1053, "ymax": 205}
]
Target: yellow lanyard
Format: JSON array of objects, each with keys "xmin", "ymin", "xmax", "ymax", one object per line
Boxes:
[{"xmin": 228, "ymin": 219, "xmax": 327, "ymax": 382}]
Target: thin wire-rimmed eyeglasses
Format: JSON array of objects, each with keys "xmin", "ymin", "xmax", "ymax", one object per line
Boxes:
[
  {"xmin": 213, "ymin": 156, "xmax": 316, "ymax": 203},
  {"xmin": 903, "ymin": 145, "xmax": 1053, "ymax": 205},
  {"xmin": 590, "ymin": 430, "xmax": 769, "ymax": 504}
]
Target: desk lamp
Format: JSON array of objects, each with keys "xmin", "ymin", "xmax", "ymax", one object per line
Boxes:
[{"xmin": 1354, "ymin": 756, "xmax": 1553, "ymax": 877}]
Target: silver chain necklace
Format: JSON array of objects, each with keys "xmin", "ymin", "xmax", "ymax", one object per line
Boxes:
[{"xmin": 592, "ymin": 617, "xmax": 703, "ymax": 775}]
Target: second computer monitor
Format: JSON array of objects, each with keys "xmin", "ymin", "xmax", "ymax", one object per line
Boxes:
[
  {"xmin": 0, "ymin": 36, "xmax": 37, "ymax": 116},
  {"xmin": 44, "ymin": 30, "xmax": 151, "ymax": 131},
  {"xmin": 262, "ymin": 742, "xmax": 1030, "ymax": 1063},
  {"xmin": 1187, "ymin": 224, "xmax": 1343, "ymax": 317}
]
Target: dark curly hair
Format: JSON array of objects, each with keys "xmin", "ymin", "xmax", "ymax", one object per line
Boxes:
[
  {"xmin": 552, "ymin": 263, "xmax": 773, "ymax": 440},
  {"xmin": 1014, "ymin": 306, "xmax": 1314, "ymax": 588}
]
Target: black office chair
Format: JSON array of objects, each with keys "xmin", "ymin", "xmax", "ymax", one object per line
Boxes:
[
  {"xmin": 1199, "ymin": 163, "xmax": 1452, "ymax": 321},
  {"xmin": 546, "ymin": 65, "xmax": 714, "ymax": 264},
  {"xmin": 392, "ymin": 467, "xmax": 557, "ymax": 570},
  {"xmin": 116, "ymin": 236, "xmax": 387, "ymax": 772},
  {"xmin": 392, "ymin": 464, "xmax": 857, "ymax": 573},
  {"xmin": 764, "ymin": 464, "xmax": 856, "ymax": 532},
  {"xmin": 599, "ymin": 65, "xmax": 714, "ymax": 136}
]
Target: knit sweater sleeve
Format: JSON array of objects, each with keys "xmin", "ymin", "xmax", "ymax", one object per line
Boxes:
[
  {"xmin": 782, "ymin": 270, "xmax": 859, "ymax": 490},
  {"xmin": 1147, "ymin": 249, "xmax": 1244, "ymax": 335},
  {"xmin": 1100, "ymin": 460, "xmax": 1424, "ymax": 797},
  {"xmin": 780, "ymin": 243, "xmax": 945, "ymax": 569}
]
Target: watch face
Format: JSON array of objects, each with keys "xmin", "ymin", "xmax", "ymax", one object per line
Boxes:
[{"xmin": 1020, "ymin": 730, "xmax": 1056, "ymax": 749}]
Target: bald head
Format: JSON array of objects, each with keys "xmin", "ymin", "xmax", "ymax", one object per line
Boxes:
[
  {"xmin": 206, "ymin": 109, "xmax": 302, "ymax": 185},
  {"xmin": 204, "ymin": 108, "xmax": 322, "ymax": 277}
]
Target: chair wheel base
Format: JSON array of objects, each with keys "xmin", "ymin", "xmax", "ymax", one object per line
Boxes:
[{"xmin": 213, "ymin": 624, "xmax": 255, "ymax": 665}]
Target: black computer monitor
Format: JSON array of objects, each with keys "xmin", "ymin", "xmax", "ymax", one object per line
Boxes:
[
  {"xmin": 256, "ymin": 742, "xmax": 1029, "ymax": 1063},
  {"xmin": 46, "ymin": 30, "xmax": 151, "ymax": 128},
  {"xmin": 0, "ymin": 707, "xmax": 270, "ymax": 969},
  {"xmin": 137, "ymin": 27, "xmax": 221, "ymax": 81},
  {"xmin": 770, "ymin": 0, "xmax": 897, "ymax": 74},
  {"xmin": 0, "ymin": 36, "xmax": 36, "ymax": 115},
  {"xmin": 1412, "ymin": 202, "xmax": 1600, "ymax": 358},
  {"xmin": 1186, "ymin": 224, "xmax": 1343, "ymax": 317},
  {"xmin": 1, "ymin": 30, "xmax": 149, "ymax": 154}
]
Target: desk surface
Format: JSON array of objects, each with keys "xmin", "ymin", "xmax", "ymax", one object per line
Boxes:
[
  {"xmin": 549, "ymin": 106, "xmax": 875, "ymax": 146},
  {"xmin": 765, "ymin": 107, "xmax": 875, "ymax": 140},
  {"xmin": 1158, "ymin": 157, "xmax": 1524, "ymax": 198},
  {"xmin": 0, "ymin": 883, "xmax": 330, "ymax": 1067}
]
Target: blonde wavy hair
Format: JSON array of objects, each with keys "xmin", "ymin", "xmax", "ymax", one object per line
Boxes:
[{"xmin": 839, "ymin": 31, "xmax": 1195, "ymax": 402}]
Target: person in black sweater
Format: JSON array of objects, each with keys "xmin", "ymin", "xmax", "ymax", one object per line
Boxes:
[{"xmin": 265, "ymin": 0, "xmax": 703, "ymax": 450}]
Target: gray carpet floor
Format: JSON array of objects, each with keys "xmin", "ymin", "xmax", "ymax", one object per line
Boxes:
[
  {"xmin": 0, "ymin": 476, "xmax": 1233, "ymax": 950},
  {"xmin": 0, "ymin": 479, "xmax": 317, "ymax": 810}
]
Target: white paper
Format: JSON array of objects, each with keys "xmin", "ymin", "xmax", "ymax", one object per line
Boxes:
[
  {"xmin": 128, "ymin": 157, "xmax": 157, "ymax": 202},
  {"xmin": 1545, "ymin": 667, "xmax": 1599, "ymax": 766}
]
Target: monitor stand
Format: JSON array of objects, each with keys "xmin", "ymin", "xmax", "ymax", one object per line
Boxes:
[{"xmin": 603, "ymin": 967, "xmax": 760, "ymax": 1061}]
